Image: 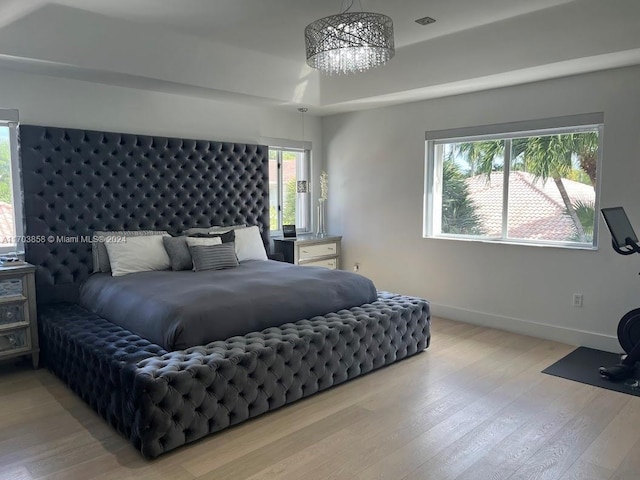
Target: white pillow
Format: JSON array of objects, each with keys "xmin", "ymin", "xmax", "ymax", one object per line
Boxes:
[
  {"xmin": 185, "ymin": 236, "xmax": 223, "ymax": 248},
  {"xmin": 233, "ymin": 226, "xmax": 268, "ymax": 262},
  {"xmin": 92, "ymin": 230, "xmax": 168, "ymax": 273},
  {"xmin": 105, "ymin": 235, "xmax": 171, "ymax": 277}
]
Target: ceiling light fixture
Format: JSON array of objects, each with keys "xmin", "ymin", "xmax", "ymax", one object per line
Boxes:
[{"xmin": 304, "ymin": 0, "xmax": 395, "ymax": 75}]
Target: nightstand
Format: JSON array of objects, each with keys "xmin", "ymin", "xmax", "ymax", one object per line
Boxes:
[
  {"xmin": 0, "ymin": 263, "xmax": 38, "ymax": 368},
  {"xmin": 273, "ymin": 235, "xmax": 342, "ymax": 269}
]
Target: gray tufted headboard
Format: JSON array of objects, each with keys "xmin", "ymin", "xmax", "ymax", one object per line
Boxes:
[{"xmin": 20, "ymin": 125, "xmax": 269, "ymax": 304}]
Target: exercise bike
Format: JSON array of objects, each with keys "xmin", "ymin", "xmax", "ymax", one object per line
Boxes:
[{"xmin": 599, "ymin": 207, "xmax": 640, "ymax": 381}]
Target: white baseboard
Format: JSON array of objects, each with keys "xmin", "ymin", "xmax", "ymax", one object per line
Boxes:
[{"xmin": 430, "ymin": 303, "xmax": 620, "ymax": 353}]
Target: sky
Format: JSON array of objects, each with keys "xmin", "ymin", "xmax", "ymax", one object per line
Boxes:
[{"xmin": 0, "ymin": 126, "xmax": 8, "ymax": 141}]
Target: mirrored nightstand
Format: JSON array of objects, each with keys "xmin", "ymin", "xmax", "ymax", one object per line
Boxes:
[
  {"xmin": 273, "ymin": 235, "xmax": 341, "ymax": 269},
  {"xmin": 0, "ymin": 263, "xmax": 38, "ymax": 368}
]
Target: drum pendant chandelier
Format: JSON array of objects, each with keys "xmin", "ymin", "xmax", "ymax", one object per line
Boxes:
[{"xmin": 304, "ymin": 2, "xmax": 395, "ymax": 75}]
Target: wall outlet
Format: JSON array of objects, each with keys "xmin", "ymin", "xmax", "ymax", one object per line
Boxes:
[
  {"xmin": 572, "ymin": 293, "xmax": 583, "ymax": 308},
  {"xmin": 353, "ymin": 263, "xmax": 360, "ymax": 273}
]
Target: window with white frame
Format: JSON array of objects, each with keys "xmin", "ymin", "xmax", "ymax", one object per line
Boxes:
[
  {"xmin": 0, "ymin": 109, "xmax": 23, "ymax": 254},
  {"xmin": 269, "ymin": 146, "xmax": 310, "ymax": 233},
  {"xmin": 424, "ymin": 114, "xmax": 603, "ymax": 248}
]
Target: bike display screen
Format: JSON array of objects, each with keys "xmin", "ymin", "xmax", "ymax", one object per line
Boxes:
[{"xmin": 602, "ymin": 207, "xmax": 638, "ymax": 248}]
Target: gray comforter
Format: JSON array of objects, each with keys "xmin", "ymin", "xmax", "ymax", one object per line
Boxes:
[{"xmin": 79, "ymin": 260, "xmax": 377, "ymax": 351}]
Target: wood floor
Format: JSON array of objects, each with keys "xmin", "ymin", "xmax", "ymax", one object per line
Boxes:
[{"xmin": 1, "ymin": 317, "xmax": 639, "ymax": 480}]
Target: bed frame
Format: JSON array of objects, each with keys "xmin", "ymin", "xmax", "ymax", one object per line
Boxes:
[
  {"xmin": 20, "ymin": 125, "xmax": 431, "ymax": 457},
  {"xmin": 20, "ymin": 125, "xmax": 270, "ymax": 304}
]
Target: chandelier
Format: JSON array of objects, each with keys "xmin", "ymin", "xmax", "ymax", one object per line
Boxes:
[{"xmin": 304, "ymin": 2, "xmax": 395, "ymax": 75}]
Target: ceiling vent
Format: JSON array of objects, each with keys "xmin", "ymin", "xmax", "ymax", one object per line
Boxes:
[{"xmin": 415, "ymin": 16, "xmax": 436, "ymax": 26}]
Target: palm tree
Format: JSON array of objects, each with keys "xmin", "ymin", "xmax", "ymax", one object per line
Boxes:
[
  {"xmin": 517, "ymin": 132, "xmax": 598, "ymax": 242},
  {"xmin": 451, "ymin": 140, "xmax": 503, "ymax": 176},
  {"xmin": 514, "ymin": 135, "xmax": 587, "ymax": 242},
  {"xmin": 441, "ymin": 158, "xmax": 484, "ymax": 235},
  {"xmin": 453, "ymin": 132, "xmax": 598, "ymax": 242},
  {"xmin": 566, "ymin": 199, "xmax": 595, "ymax": 242},
  {"xmin": 574, "ymin": 132, "xmax": 599, "ymax": 186}
]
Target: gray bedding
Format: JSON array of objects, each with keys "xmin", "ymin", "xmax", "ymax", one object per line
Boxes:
[{"xmin": 78, "ymin": 260, "xmax": 377, "ymax": 351}]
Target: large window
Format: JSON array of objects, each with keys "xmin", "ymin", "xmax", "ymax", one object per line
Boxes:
[
  {"xmin": 0, "ymin": 109, "xmax": 22, "ymax": 254},
  {"xmin": 425, "ymin": 115, "xmax": 602, "ymax": 248},
  {"xmin": 269, "ymin": 146, "xmax": 310, "ymax": 233}
]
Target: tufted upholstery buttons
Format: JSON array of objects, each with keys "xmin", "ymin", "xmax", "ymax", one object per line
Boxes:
[
  {"xmin": 39, "ymin": 292, "xmax": 430, "ymax": 458},
  {"xmin": 20, "ymin": 125, "xmax": 269, "ymax": 304}
]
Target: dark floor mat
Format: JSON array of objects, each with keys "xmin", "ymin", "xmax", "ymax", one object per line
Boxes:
[{"xmin": 542, "ymin": 346, "xmax": 640, "ymax": 397}]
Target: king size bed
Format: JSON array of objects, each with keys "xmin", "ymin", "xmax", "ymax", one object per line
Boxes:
[{"xmin": 20, "ymin": 124, "xmax": 431, "ymax": 458}]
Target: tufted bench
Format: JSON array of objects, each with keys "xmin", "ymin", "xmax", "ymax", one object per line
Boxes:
[{"xmin": 39, "ymin": 292, "xmax": 430, "ymax": 458}]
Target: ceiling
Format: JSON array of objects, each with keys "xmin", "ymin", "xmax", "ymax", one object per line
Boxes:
[
  {"xmin": 0, "ymin": 0, "xmax": 639, "ymax": 115},
  {"xmin": 52, "ymin": 0, "xmax": 576, "ymax": 62}
]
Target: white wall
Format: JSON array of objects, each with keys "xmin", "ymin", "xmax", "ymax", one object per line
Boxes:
[
  {"xmin": 0, "ymin": 67, "xmax": 324, "ymax": 222},
  {"xmin": 0, "ymin": 68, "xmax": 321, "ymax": 146},
  {"xmin": 323, "ymin": 65, "xmax": 640, "ymax": 352}
]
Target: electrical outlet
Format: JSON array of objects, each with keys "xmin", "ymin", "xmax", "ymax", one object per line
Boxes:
[
  {"xmin": 353, "ymin": 263, "xmax": 360, "ymax": 273},
  {"xmin": 572, "ymin": 294, "xmax": 583, "ymax": 308}
]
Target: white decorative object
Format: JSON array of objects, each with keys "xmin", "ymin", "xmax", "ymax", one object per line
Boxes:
[
  {"xmin": 317, "ymin": 205, "xmax": 326, "ymax": 238},
  {"xmin": 320, "ymin": 171, "xmax": 328, "ymax": 203},
  {"xmin": 317, "ymin": 171, "xmax": 328, "ymax": 237}
]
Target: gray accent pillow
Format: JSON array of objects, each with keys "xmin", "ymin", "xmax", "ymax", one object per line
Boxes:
[
  {"xmin": 190, "ymin": 243, "xmax": 239, "ymax": 271},
  {"xmin": 163, "ymin": 231, "xmax": 236, "ymax": 271},
  {"xmin": 162, "ymin": 236, "xmax": 192, "ymax": 271},
  {"xmin": 92, "ymin": 230, "xmax": 168, "ymax": 273}
]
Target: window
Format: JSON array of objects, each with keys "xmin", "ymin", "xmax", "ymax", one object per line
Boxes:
[
  {"xmin": 269, "ymin": 146, "xmax": 310, "ymax": 233},
  {"xmin": 425, "ymin": 114, "xmax": 603, "ymax": 248},
  {"xmin": 0, "ymin": 109, "xmax": 22, "ymax": 254}
]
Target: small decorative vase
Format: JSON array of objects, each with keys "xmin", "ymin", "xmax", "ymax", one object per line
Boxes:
[{"xmin": 316, "ymin": 202, "xmax": 326, "ymax": 238}]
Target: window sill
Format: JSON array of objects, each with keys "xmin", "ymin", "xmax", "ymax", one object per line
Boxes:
[
  {"xmin": 424, "ymin": 234, "xmax": 598, "ymax": 251},
  {"xmin": 0, "ymin": 247, "xmax": 24, "ymax": 256}
]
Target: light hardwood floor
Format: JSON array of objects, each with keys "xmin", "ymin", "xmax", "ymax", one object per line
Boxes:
[{"xmin": 1, "ymin": 317, "xmax": 639, "ymax": 480}]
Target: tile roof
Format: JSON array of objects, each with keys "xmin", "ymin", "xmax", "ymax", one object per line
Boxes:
[{"xmin": 465, "ymin": 171, "xmax": 595, "ymax": 241}]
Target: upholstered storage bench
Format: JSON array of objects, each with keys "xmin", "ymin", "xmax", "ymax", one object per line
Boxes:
[{"xmin": 39, "ymin": 292, "xmax": 430, "ymax": 458}]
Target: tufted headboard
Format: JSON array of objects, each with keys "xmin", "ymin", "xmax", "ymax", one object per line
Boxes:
[{"xmin": 20, "ymin": 125, "xmax": 269, "ymax": 304}]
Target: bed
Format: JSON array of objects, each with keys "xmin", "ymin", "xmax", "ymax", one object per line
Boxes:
[
  {"xmin": 79, "ymin": 259, "xmax": 378, "ymax": 350},
  {"xmin": 20, "ymin": 124, "xmax": 431, "ymax": 457}
]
